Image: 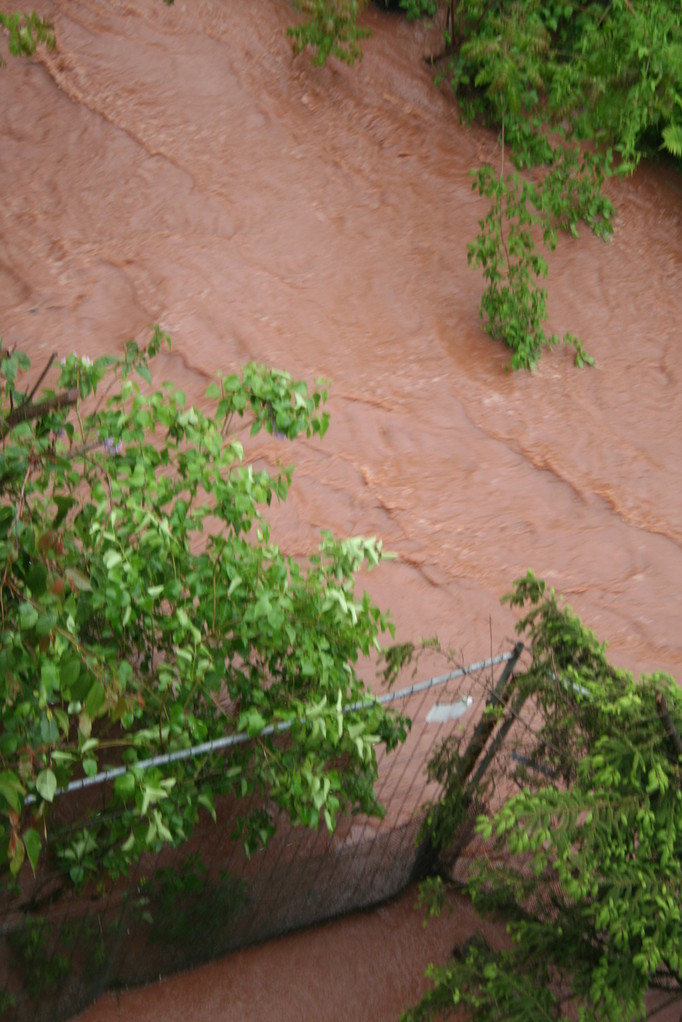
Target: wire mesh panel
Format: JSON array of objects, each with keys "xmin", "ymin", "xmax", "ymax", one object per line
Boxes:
[{"xmin": 0, "ymin": 649, "xmax": 521, "ymax": 1022}]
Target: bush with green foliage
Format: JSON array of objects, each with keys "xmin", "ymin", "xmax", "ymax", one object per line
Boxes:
[
  {"xmin": 442, "ymin": 0, "xmax": 681, "ymax": 368},
  {"xmin": 0, "ymin": 9, "xmax": 53, "ymax": 63},
  {"xmin": 442, "ymin": 1, "xmax": 682, "ymax": 165},
  {"xmin": 282, "ymin": 0, "xmax": 681, "ymax": 369},
  {"xmin": 288, "ymin": 0, "xmax": 372, "ymax": 65},
  {"xmin": 404, "ymin": 571, "xmax": 682, "ymax": 1021},
  {"xmin": 467, "ymin": 164, "xmax": 594, "ymax": 370},
  {"xmin": 0, "ymin": 331, "xmax": 408, "ymax": 884}
]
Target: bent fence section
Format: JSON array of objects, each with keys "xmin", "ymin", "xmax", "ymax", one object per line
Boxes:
[{"xmin": 0, "ymin": 647, "xmax": 524, "ymax": 1022}]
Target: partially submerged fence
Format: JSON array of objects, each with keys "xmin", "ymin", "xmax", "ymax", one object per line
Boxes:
[{"xmin": 0, "ymin": 645, "xmax": 526, "ymax": 1022}]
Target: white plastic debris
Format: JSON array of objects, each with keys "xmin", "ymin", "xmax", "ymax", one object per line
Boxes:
[{"xmin": 426, "ymin": 696, "xmax": 473, "ymax": 723}]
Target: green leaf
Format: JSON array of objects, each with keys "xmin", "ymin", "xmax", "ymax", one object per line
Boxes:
[
  {"xmin": 662, "ymin": 123, "xmax": 682, "ymax": 158},
  {"xmin": 40, "ymin": 660, "xmax": 59, "ymax": 694},
  {"xmin": 18, "ymin": 602, "xmax": 38, "ymax": 630},
  {"xmin": 9, "ymin": 837, "xmax": 25, "ymax": 877},
  {"xmin": 64, "ymin": 567, "xmax": 92, "ymax": 592},
  {"xmin": 23, "ymin": 828, "xmax": 42, "ymax": 874},
  {"xmin": 241, "ymin": 709, "xmax": 266, "ymax": 738},
  {"xmin": 121, "ymin": 832, "xmax": 136, "ymax": 853},
  {"xmin": 60, "ymin": 657, "xmax": 81, "ymax": 690},
  {"xmin": 197, "ymin": 792, "xmax": 217, "ymax": 822},
  {"xmin": 0, "ymin": 771, "xmax": 25, "ymax": 813},
  {"xmin": 50, "ymin": 749, "xmax": 74, "ymax": 764},
  {"xmin": 26, "ymin": 561, "xmax": 48, "ymax": 596},
  {"xmin": 102, "ymin": 549, "xmax": 122, "ymax": 571},
  {"xmin": 52, "ymin": 495, "xmax": 77, "ymax": 529},
  {"xmin": 114, "ymin": 772, "xmax": 136, "ymax": 800},
  {"xmin": 36, "ymin": 612, "xmax": 57, "ymax": 636},
  {"xmin": 36, "ymin": 768, "xmax": 57, "ymax": 803},
  {"xmin": 85, "ymin": 680, "xmax": 106, "ymax": 719}
]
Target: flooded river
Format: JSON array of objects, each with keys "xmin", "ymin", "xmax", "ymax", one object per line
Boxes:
[{"xmin": 1, "ymin": 0, "xmax": 681, "ymax": 1017}]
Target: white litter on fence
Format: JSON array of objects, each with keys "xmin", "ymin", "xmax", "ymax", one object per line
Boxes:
[{"xmin": 426, "ymin": 696, "xmax": 473, "ymax": 723}]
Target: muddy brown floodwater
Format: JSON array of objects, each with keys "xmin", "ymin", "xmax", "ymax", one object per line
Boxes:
[{"xmin": 2, "ymin": 1, "xmax": 682, "ymax": 1018}]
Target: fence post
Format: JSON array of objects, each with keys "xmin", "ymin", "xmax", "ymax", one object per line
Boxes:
[
  {"xmin": 410, "ymin": 642, "xmax": 524, "ymax": 882},
  {"xmin": 455, "ymin": 641, "xmax": 525, "ymax": 786}
]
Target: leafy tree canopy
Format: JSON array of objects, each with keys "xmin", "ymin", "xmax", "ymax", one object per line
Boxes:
[
  {"xmin": 289, "ymin": 0, "xmax": 372, "ymax": 65},
  {"xmin": 0, "ymin": 333, "xmax": 407, "ymax": 884},
  {"xmin": 285, "ymin": 0, "xmax": 681, "ymax": 367},
  {"xmin": 405, "ymin": 572, "xmax": 682, "ymax": 1021},
  {"xmin": 286, "ymin": 0, "xmax": 682, "ymax": 168},
  {"xmin": 0, "ymin": 9, "xmax": 53, "ymax": 63}
]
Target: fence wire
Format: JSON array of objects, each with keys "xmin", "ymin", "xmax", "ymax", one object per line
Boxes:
[
  {"xmin": 3, "ymin": 642, "xmax": 678, "ymax": 1022},
  {"xmin": 0, "ymin": 649, "xmax": 521, "ymax": 1022}
]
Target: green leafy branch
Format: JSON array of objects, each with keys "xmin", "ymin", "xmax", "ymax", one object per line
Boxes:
[
  {"xmin": 407, "ymin": 572, "xmax": 682, "ymax": 1021},
  {"xmin": 0, "ymin": 332, "xmax": 407, "ymax": 884},
  {"xmin": 0, "ymin": 10, "xmax": 54, "ymax": 64},
  {"xmin": 288, "ymin": 0, "xmax": 371, "ymax": 66},
  {"xmin": 467, "ymin": 162, "xmax": 594, "ymax": 370}
]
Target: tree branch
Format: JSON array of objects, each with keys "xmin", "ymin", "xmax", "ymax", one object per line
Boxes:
[{"xmin": 1, "ymin": 388, "xmax": 79, "ymax": 433}]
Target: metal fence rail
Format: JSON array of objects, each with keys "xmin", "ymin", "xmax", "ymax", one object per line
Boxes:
[{"xmin": 0, "ymin": 648, "xmax": 522, "ymax": 1022}]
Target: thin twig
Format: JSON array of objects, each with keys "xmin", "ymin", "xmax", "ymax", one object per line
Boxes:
[{"xmin": 26, "ymin": 352, "xmax": 57, "ymax": 403}]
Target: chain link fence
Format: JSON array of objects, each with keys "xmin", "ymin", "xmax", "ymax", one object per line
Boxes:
[{"xmin": 0, "ymin": 647, "xmax": 524, "ymax": 1022}]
